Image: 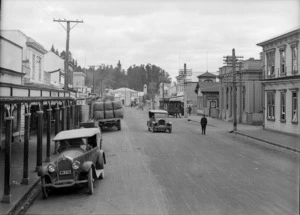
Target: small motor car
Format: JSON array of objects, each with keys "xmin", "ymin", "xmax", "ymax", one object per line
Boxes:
[
  {"xmin": 37, "ymin": 128, "xmax": 106, "ymax": 199},
  {"xmin": 147, "ymin": 110, "xmax": 172, "ymax": 133}
]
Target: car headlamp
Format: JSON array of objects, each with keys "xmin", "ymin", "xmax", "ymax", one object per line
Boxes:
[
  {"xmin": 48, "ymin": 164, "xmax": 56, "ymax": 173},
  {"xmin": 72, "ymin": 160, "xmax": 80, "ymax": 170}
]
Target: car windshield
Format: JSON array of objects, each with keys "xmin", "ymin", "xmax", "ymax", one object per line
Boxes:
[{"xmin": 154, "ymin": 113, "xmax": 166, "ymax": 118}]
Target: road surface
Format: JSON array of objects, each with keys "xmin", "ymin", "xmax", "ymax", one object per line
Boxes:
[{"xmin": 26, "ymin": 107, "xmax": 299, "ymax": 215}]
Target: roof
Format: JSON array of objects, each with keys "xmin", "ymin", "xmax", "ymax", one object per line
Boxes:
[
  {"xmin": 197, "ymin": 71, "xmax": 217, "ymax": 78},
  {"xmin": 53, "ymin": 128, "xmax": 100, "ymax": 141},
  {"xmin": 169, "ymin": 96, "xmax": 183, "ymax": 102},
  {"xmin": 113, "ymin": 87, "xmax": 137, "ymax": 93},
  {"xmin": 198, "ymin": 82, "xmax": 220, "ymax": 92},
  {"xmin": 257, "ymin": 28, "xmax": 300, "ymax": 46},
  {"xmin": 149, "ymin": 110, "xmax": 168, "ymax": 114}
]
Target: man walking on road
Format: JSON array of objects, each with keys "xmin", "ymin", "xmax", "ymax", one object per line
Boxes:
[{"xmin": 200, "ymin": 115, "xmax": 208, "ymax": 135}]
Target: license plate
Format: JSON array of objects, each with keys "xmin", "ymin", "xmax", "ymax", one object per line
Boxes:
[{"xmin": 60, "ymin": 170, "xmax": 71, "ymax": 175}]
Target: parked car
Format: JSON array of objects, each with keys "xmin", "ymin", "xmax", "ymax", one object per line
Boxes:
[
  {"xmin": 37, "ymin": 128, "xmax": 106, "ymax": 199},
  {"xmin": 147, "ymin": 110, "xmax": 172, "ymax": 133}
]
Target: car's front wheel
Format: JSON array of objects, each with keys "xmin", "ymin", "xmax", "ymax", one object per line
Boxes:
[
  {"xmin": 87, "ymin": 169, "xmax": 94, "ymax": 194},
  {"xmin": 41, "ymin": 177, "xmax": 48, "ymax": 199}
]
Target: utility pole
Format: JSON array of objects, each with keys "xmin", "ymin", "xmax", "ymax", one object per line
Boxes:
[
  {"xmin": 223, "ymin": 49, "xmax": 243, "ymax": 131},
  {"xmin": 239, "ymin": 61, "xmax": 243, "ymax": 123},
  {"xmin": 179, "ymin": 63, "xmax": 192, "ymax": 118},
  {"xmin": 53, "ymin": 19, "xmax": 83, "ymax": 92}
]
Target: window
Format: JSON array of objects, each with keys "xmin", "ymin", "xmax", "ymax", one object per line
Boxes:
[
  {"xmin": 226, "ymin": 87, "xmax": 229, "ymax": 109},
  {"xmin": 279, "ymin": 49, "xmax": 286, "ymax": 75},
  {"xmin": 242, "ymin": 86, "xmax": 246, "ymax": 111},
  {"xmin": 37, "ymin": 56, "xmax": 42, "ymax": 81},
  {"xmin": 32, "ymin": 54, "xmax": 35, "ymax": 79},
  {"xmin": 267, "ymin": 92, "xmax": 275, "ymax": 120},
  {"xmin": 266, "ymin": 51, "xmax": 275, "ymax": 77},
  {"xmin": 292, "ymin": 91, "xmax": 298, "ymax": 123},
  {"xmin": 280, "ymin": 91, "xmax": 286, "ymax": 121},
  {"xmin": 291, "ymin": 44, "xmax": 298, "ymax": 74}
]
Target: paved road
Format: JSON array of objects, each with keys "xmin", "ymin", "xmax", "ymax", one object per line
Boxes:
[{"xmin": 26, "ymin": 107, "xmax": 299, "ymax": 215}]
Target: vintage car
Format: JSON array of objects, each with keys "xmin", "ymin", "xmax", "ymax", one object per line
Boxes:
[
  {"xmin": 37, "ymin": 128, "xmax": 106, "ymax": 199},
  {"xmin": 147, "ymin": 110, "xmax": 172, "ymax": 133}
]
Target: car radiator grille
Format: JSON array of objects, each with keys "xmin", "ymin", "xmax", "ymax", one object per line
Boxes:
[
  {"xmin": 158, "ymin": 119, "xmax": 166, "ymax": 125},
  {"xmin": 58, "ymin": 159, "xmax": 73, "ymax": 180}
]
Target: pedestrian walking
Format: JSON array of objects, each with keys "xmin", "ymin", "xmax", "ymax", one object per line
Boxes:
[
  {"xmin": 200, "ymin": 115, "xmax": 208, "ymax": 135},
  {"xmin": 188, "ymin": 106, "xmax": 192, "ymax": 115},
  {"xmin": 175, "ymin": 106, "xmax": 180, "ymax": 118}
]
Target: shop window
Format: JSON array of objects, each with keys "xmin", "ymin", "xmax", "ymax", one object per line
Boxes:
[
  {"xmin": 292, "ymin": 91, "xmax": 298, "ymax": 123},
  {"xmin": 279, "ymin": 49, "xmax": 286, "ymax": 76},
  {"xmin": 267, "ymin": 92, "xmax": 275, "ymax": 120},
  {"xmin": 266, "ymin": 51, "xmax": 275, "ymax": 77},
  {"xmin": 32, "ymin": 54, "xmax": 35, "ymax": 79},
  {"xmin": 280, "ymin": 91, "xmax": 286, "ymax": 122},
  {"xmin": 291, "ymin": 44, "xmax": 298, "ymax": 74}
]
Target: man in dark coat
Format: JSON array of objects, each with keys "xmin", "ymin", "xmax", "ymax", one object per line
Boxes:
[{"xmin": 200, "ymin": 115, "xmax": 208, "ymax": 135}]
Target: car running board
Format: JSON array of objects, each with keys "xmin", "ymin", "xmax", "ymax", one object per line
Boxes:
[{"xmin": 95, "ymin": 169, "xmax": 104, "ymax": 178}]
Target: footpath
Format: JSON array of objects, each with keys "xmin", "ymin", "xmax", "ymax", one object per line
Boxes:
[
  {"xmin": 0, "ymin": 115, "xmax": 299, "ymax": 215},
  {"xmin": 0, "ymin": 133, "xmax": 56, "ymax": 215},
  {"xmin": 187, "ymin": 114, "xmax": 300, "ymax": 153}
]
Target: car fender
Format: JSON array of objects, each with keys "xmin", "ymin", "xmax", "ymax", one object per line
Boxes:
[
  {"xmin": 100, "ymin": 149, "xmax": 106, "ymax": 164},
  {"xmin": 82, "ymin": 161, "xmax": 94, "ymax": 172},
  {"xmin": 37, "ymin": 166, "xmax": 49, "ymax": 177}
]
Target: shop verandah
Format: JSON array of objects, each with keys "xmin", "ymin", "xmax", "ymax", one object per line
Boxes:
[{"xmin": 0, "ymin": 95, "xmax": 95, "ymax": 204}]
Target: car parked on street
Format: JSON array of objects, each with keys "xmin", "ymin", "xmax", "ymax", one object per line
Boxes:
[
  {"xmin": 37, "ymin": 128, "xmax": 106, "ymax": 199},
  {"xmin": 147, "ymin": 110, "xmax": 172, "ymax": 133}
]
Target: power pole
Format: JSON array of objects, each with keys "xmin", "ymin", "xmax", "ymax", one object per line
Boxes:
[
  {"xmin": 53, "ymin": 19, "xmax": 83, "ymax": 92},
  {"xmin": 223, "ymin": 49, "xmax": 243, "ymax": 131},
  {"xmin": 239, "ymin": 61, "xmax": 243, "ymax": 123},
  {"xmin": 179, "ymin": 63, "xmax": 192, "ymax": 118}
]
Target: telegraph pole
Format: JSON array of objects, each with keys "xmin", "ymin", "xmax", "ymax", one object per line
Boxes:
[
  {"xmin": 53, "ymin": 19, "xmax": 83, "ymax": 92},
  {"xmin": 223, "ymin": 49, "xmax": 243, "ymax": 131},
  {"xmin": 179, "ymin": 63, "xmax": 192, "ymax": 118},
  {"xmin": 224, "ymin": 49, "xmax": 243, "ymax": 131}
]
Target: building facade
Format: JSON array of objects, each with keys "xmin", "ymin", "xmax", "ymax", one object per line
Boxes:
[
  {"xmin": 219, "ymin": 58, "xmax": 263, "ymax": 125},
  {"xmin": 257, "ymin": 28, "xmax": 300, "ymax": 134},
  {"xmin": 196, "ymin": 72, "xmax": 220, "ymax": 117},
  {"xmin": 1, "ymin": 30, "xmax": 48, "ymax": 85},
  {"xmin": 0, "ymin": 36, "xmax": 24, "ymax": 85},
  {"xmin": 44, "ymin": 51, "xmax": 65, "ymax": 87}
]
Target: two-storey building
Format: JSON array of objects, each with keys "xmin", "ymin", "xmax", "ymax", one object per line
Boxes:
[
  {"xmin": 257, "ymin": 28, "xmax": 299, "ymax": 134},
  {"xmin": 219, "ymin": 58, "xmax": 263, "ymax": 125},
  {"xmin": 1, "ymin": 30, "xmax": 47, "ymax": 85}
]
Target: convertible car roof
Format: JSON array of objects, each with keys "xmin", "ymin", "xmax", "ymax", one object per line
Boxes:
[
  {"xmin": 149, "ymin": 110, "xmax": 168, "ymax": 114},
  {"xmin": 53, "ymin": 128, "xmax": 100, "ymax": 141}
]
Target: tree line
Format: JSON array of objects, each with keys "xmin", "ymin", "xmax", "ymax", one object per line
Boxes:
[
  {"xmin": 75, "ymin": 61, "xmax": 172, "ymax": 95},
  {"xmin": 50, "ymin": 45, "xmax": 172, "ymax": 94}
]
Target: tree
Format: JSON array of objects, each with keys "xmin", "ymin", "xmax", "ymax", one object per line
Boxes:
[{"xmin": 50, "ymin": 44, "xmax": 55, "ymax": 52}]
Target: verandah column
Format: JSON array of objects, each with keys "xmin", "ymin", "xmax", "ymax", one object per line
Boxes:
[
  {"xmin": 1, "ymin": 106, "xmax": 14, "ymax": 203},
  {"xmin": 54, "ymin": 103, "xmax": 60, "ymax": 154},
  {"xmin": 61, "ymin": 102, "xmax": 66, "ymax": 131},
  {"xmin": 36, "ymin": 106, "xmax": 43, "ymax": 172},
  {"xmin": 72, "ymin": 101, "xmax": 76, "ymax": 129},
  {"xmin": 46, "ymin": 103, "xmax": 52, "ymax": 162},
  {"xmin": 66, "ymin": 101, "xmax": 71, "ymax": 130},
  {"xmin": 22, "ymin": 104, "xmax": 31, "ymax": 185}
]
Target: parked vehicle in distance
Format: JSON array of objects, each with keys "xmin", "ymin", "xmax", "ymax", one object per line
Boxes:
[
  {"xmin": 147, "ymin": 110, "xmax": 172, "ymax": 133},
  {"xmin": 93, "ymin": 100, "xmax": 123, "ymax": 131},
  {"xmin": 37, "ymin": 128, "xmax": 106, "ymax": 199}
]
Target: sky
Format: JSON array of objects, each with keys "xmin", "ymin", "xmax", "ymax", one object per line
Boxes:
[{"xmin": 1, "ymin": 0, "xmax": 299, "ymax": 82}]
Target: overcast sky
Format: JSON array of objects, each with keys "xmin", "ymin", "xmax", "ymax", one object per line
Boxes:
[{"xmin": 1, "ymin": 0, "xmax": 299, "ymax": 81}]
